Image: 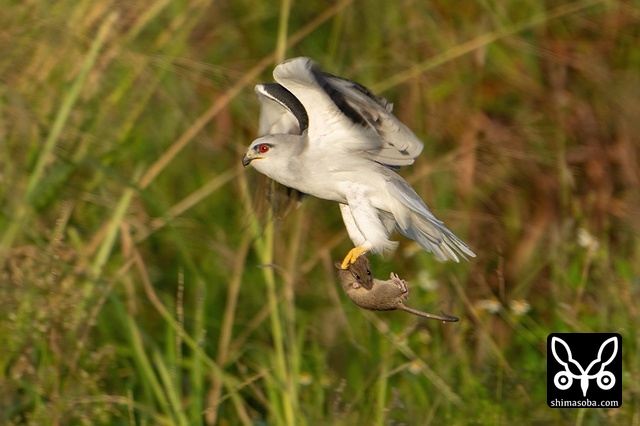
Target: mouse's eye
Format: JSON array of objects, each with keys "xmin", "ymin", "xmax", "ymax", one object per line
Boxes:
[
  {"xmin": 366, "ymin": 269, "xmax": 371, "ymax": 275},
  {"xmin": 354, "ymin": 273, "xmax": 360, "ymax": 280},
  {"xmin": 258, "ymin": 144, "xmax": 270, "ymax": 153}
]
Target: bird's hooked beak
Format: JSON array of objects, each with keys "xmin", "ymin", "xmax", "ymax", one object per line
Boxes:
[{"xmin": 242, "ymin": 153, "xmax": 253, "ymax": 167}]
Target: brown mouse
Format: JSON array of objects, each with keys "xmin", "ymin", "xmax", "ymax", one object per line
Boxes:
[{"xmin": 336, "ymin": 255, "xmax": 459, "ymax": 322}]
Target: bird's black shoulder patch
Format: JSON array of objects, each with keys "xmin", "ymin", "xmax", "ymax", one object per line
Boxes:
[{"xmin": 260, "ymin": 83, "xmax": 309, "ymax": 133}]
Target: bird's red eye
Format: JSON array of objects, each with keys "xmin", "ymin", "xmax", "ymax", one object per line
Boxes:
[{"xmin": 258, "ymin": 144, "xmax": 270, "ymax": 153}]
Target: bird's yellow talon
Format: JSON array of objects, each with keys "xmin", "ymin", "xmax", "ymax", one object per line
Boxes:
[{"xmin": 340, "ymin": 246, "xmax": 368, "ymax": 269}]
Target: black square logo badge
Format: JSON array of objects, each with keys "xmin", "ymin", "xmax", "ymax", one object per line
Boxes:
[{"xmin": 547, "ymin": 333, "xmax": 622, "ymax": 408}]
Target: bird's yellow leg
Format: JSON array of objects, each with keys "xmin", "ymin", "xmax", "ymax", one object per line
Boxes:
[{"xmin": 340, "ymin": 246, "xmax": 368, "ymax": 269}]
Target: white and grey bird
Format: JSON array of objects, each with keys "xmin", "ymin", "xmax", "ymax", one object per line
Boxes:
[{"xmin": 242, "ymin": 57, "xmax": 475, "ymax": 269}]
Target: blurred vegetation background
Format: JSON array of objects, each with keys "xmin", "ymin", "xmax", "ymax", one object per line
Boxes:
[{"xmin": 1, "ymin": 0, "xmax": 639, "ymax": 424}]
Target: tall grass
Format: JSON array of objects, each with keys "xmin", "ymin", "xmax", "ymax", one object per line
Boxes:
[{"xmin": 1, "ymin": 0, "xmax": 639, "ymax": 424}]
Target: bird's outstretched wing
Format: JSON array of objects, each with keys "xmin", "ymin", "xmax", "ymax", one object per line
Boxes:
[
  {"xmin": 273, "ymin": 57, "xmax": 424, "ymax": 167},
  {"xmin": 255, "ymin": 83, "xmax": 308, "ymax": 136}
]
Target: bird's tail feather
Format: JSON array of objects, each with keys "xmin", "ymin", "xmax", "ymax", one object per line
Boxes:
[
  {"xmin": 398, "ymin": 213, "xmax": 475, "ymax": 262},
  {"xmin": 387, "ymin": 177, "xmax": 475, "ymax": 262}
]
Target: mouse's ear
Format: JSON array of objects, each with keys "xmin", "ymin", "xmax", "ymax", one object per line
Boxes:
[{"xmin": 334, "ymin": 261, "xmax": 343, "ymax": 270}]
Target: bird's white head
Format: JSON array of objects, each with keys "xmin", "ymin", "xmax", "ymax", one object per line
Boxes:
[
  {"xmin": 242, "ymin": 137, "xmax": 273, "ymax": 168},
  {"xmin": 242, "ymin": 134, "xmax": 304, "ymax": 186}
]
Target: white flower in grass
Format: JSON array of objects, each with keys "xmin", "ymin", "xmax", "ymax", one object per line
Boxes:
[
  {"xmin": 509, "ymin": 299, "xmax": 531, "ymax": 316},
  {"xmin": 416, "ymin": 270, "xmax": 439, "ymax": 291},
  {"xmin": 408, "ymin": 359, "xmax": 422, "ymax": 375},
  {"xmin": 299, "ymin": 372, "xmax": 313, "ymax": 386},
  {"xmin": 477, "ymin": 298, "xmax": 502, "ymax": 314},
  {"xmin": 577, "ymin": 227, "xmax": 600, "ymax": 250}
]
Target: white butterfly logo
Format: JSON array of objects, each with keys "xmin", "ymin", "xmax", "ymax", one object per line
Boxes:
[{"xmin": 551, "ymin": 336, "xmax": 617, "ymax": 397}]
